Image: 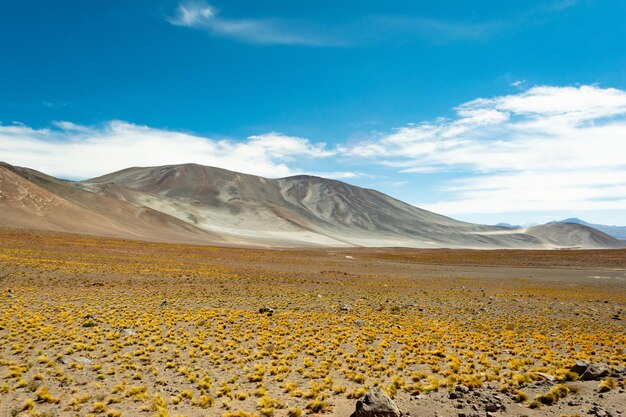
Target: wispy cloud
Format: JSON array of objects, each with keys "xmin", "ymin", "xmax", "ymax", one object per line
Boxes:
[
  {"xmin": 168, "ymin": 1, "xmax": 344, "ymax": 46},
  {"xmin": 344, "ymin": 85, "xmax": 626, "ymax": 215},
  {"xmin": 0, "ymin": 121, "xmax": 349, "ymax": 179},
  {"xmin": 168, "ymin": 0, "xmax": 580, "ymax": 46}
]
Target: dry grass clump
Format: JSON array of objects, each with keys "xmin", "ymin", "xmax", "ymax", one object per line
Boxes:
[
  {"xmin": 0, "ymin": 229, "xmax": 624, "ymax": 416},
  {"xmin": 533, "ymin": 384, "xmax": 571, "ymax": 406},
  {"xmin": 598, "ymin": 377, "xmax": 617, "ymax": 392}
]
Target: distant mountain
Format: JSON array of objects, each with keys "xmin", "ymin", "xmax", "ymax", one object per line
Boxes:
[
  {"xmin": 555, "ymin": 218, "xmax": 626, "ymax": 241},
  {"xmin": 1, "ymin": 161, "xmax": 623, "ymax": 249},
  {"xmin": 495, "ymin": 222, "xmax": 522, "ymax": 229}
]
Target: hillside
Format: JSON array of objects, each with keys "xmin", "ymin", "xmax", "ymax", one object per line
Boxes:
[{"xmin": 1, "ymin": 162, "xmax": 623, "ymax": 249}]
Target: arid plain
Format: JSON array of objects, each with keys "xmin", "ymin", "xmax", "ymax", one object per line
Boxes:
[{"xmin": 0, "ymin": 228, "xmax": 624, "ymax": 417}]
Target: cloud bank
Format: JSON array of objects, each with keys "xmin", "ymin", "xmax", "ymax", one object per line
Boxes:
[
  {"xmin": 0, "ymin": 121, "xmax": 338, "ymax": 179},
  {"xmin": 344, "ymin": 85, "xmax": 626, "ymax": 215},
  {"xmin": 2, "ymin": 85, "xmax": 625, "ymax": 219}
]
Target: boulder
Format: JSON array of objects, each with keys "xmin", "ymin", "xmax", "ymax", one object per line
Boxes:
[
  {"xmin": 580, "ymin": 363, "xmax": 610, "ymax": 381},
  {"xmin": 350, "ymin": 387, "xmax": 401, "ymax": 417},
  {"xmin": 569, "ymin": 360, "xmax": 590, "ymax": 375}
]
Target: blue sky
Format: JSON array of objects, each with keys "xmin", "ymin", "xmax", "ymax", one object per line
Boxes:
[{"xmin": 1, "ymin": 0, "xmax": 626, "ymax": 226}]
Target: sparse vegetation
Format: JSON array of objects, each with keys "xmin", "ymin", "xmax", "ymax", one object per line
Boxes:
[{"xmin": 0, "ymin": 229, "xmax": 624, "ymax": 416}]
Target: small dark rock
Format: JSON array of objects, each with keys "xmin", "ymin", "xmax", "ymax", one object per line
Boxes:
[
  {"xmin": 485, "ymin": 403, "xmax": 499, "ymax": 412},
  {"xmin": 455, "ymin": 385, "xmax": 470, "ymax": 394}
]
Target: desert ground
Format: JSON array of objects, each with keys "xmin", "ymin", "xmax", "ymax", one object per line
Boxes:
[{"xmin": 0, "ymin": 228, "xmax": 624, "ymax": 417}]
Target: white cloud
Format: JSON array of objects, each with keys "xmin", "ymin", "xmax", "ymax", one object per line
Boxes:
[
  {"xmin": 346, "ymin": 85, "xmax": 626, "ymax": 215},
  {"xmin": 0, "ymin": 120, "xmax": 348, "ymax": 180},
  {"xmin": 169, "ymin": 1, "xmax": 340, "ymax": 46},
  {"xmin": 3, "ymin": 84, "xmax": 625, "ymax": 221}
]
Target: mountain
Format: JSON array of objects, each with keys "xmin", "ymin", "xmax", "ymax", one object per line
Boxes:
[
  {"xmin": 555, "ymin": 218, "xmax": 626, "ymax": 241},
  {"xmin": 0, "ymin": 162, "xmax": 225, "ymax": 244},
  {"xmin": 495, "ymin": 222, "xmax": 522, "ymax": 229},
  {"xmin": 1, "ymin": 162, "xmax": 623, "ymax": 249}
]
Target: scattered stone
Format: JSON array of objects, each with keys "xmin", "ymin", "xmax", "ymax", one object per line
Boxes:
[
  {"xmin": 570, "ymin": 360, "xmax": 590, "ymax": 375},
  {"xmin": 160, "ymin": 300, "xmax": 169, "ymax": 307},
  {"xmin": 258, "ymin": 306, "xmax": 274, "ymax": 315},
  {"xmin": 588, "ymin": 405, "xmax": 613, "ymax": 417},
  {"xmin": 533, "ymin": 371, "xmax": 556, "ymax": 382},
  {"xmin": 350, "ymin": 387, "xmax": 401, "ymax": 417},
  {"xmin": 581, "ymin": 363, "xmax": 610, "ymax": 381},
  {"xmin": 119, "ymin": 328, "xmax": 136, "ymax": 336},
  {"xmin": 58, "ymin": 356, "xmax": 92, "ymax": 365},
  {"xmin": 340, "ymin": 305, "xmax": 351, "ymax": 312},
  {"xmin": 354, "ymin": 319, "xmax": 366, "ymax": 327},
  {"xmin": 454, "ymin": 385, "xmax": 470, "ymax": 394},
  {"xmin": 485, "ymin": 403, "xmax": 499, "ymax": 412}
]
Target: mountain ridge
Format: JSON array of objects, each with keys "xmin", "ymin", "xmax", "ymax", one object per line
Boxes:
[
  {"xmin": 553, "ymin": 218, "xmax": 626, "ymax": 241},
  {"xmin": 1, "ymin": 162, "xmax": 623, "ymax": 249}
]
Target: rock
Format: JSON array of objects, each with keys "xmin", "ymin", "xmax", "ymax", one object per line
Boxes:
[
  {"xmin": 589, "ymin": 405, "xmax": 613, "ymax": 417},
  {"xmin": 258, "ymin": 307, "xmax": 274, "ymax": 315},
  {"xmin": 354, "ymin": 319, "xmax": 366, "ymax": 327},
  {"xmin": 159, "ymin": 300, "xmax": 169, "ymax": 307},
  {"xmin": 119, "ymin": 328, "xmax": 136, "ymax": 336},
  {"xmin": 58, "ymin": 356, "xmax": 92, "ymax": 365},
  {"xmin": 485, "ymin": 403, "xmax": 499, "ymax": 412},
  {"xmin": 581, "ymin": 363, "xmax": 610, "ymax": 381},
  {"xmin": 454, "ymin": 385, "xmax": 470, "ymax": 394},
  {"xmin": 340, "ymin": 305, "xmax": 351, "ymax": 312},
  {"xmin": 570, "ymin": 360, "xmax": 590, "ymax": 375},
  {"xmin": 533, "ymin": 371, "xmax": 555, "ymax": 382},
  {"xmin": 350, "ymin": 387, "xmax": 401, "ymax": 417}
]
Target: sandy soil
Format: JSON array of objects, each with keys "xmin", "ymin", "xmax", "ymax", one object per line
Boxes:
[{"xmin": 0, "ymin": 229, "xmax": 624, "ymax": 417}]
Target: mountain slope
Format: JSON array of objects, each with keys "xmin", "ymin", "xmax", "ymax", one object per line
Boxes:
[
  {"xmin": 555, "ymin": 218, "xmax": 626, "ymax": 241},
  {"xmin": 82, "ymin": 163, "xmax": 623, "ymax": 249},
  {"xmin": 1, "ymin": 162, "xmax": 623, "ymax": 249},
  {"xmin": 0, "ymin": 163, "xmax": 227, "ymax": 245}
]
